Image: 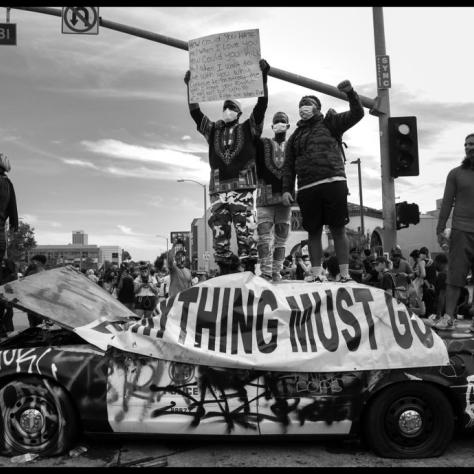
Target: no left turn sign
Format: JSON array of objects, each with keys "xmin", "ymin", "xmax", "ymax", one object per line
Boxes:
[{"xmin": 62, "ymin": 7, "xmax": 99, "ymax": 35}]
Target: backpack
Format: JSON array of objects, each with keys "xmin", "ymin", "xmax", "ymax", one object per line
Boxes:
[{"xmin": 324, "ymin": 109, "xmax": 348, "ymax": 164}]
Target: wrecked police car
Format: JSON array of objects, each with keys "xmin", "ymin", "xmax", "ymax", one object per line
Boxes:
[{"xmin": 0, "ymin": 266, "xmax": 472, "ymax": 459}]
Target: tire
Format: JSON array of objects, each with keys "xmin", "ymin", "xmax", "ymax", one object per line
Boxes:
[
  {"xmin": 0, "ymin": 377, "xmax": 78, "ymax": 456},
  {"xmin": 364, "ymin": 382, "xmax": 454, "ymax": 459}
]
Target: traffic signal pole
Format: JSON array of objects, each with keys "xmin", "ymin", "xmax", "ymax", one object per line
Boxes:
[
  {"xmin": 373, "ymin": 7, "xmax": 396, "ymax": 252},
  {"xmin": 9, "ymin": 6, "xmax": 382, "ymax": 115}
]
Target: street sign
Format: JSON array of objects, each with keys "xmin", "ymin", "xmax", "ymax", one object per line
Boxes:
[
  {"xmin": 62, "ymin": 7, "xmax": 99, "ymax": 35},
  {"xmin": 0, "ymin": 23, "xmax": 16, "ymax": 45},
  {"xmin": 376, "ymin": 55, "xmax": 391, "ymax": 89}
]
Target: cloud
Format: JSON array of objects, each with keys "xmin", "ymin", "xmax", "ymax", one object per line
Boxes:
[
  {"xmin": 117, "ymin": 224, "xmax": 134, "ymax": 235},
  {"xmin": 62, "ymin": 159, "xmax": 99, "ymax": 169},
  {"xmin": 181, "ymin": 135, "xmax": 191, "ymax": 140}
]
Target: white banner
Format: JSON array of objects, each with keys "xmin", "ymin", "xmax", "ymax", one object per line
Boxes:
[
  {"xmin": 75, "ymin": 272, "xmax": 449, "ymax": 373},
  {"xmin": 188, "ymin": 29, "xmax": 264, "ymax": 103}
]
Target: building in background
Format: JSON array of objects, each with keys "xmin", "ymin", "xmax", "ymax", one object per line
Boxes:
[
  {"xmin": 72, "ymin": 230, "xmax": 88, "ymax": 245},
  {"xmin": 98, "ymin": 246, "xmax": 122, "ymax": 268},
  {"xmin": 30, "ymin": 231, "xmax": 121, "ymax": 270}
]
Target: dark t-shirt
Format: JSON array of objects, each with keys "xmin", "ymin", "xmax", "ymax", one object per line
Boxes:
[{"xmin": 117, "ymin": 274, "xmax": 135, "ymax": 304}]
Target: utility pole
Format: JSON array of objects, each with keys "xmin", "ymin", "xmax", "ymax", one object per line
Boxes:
[
  {"xmin": 351, "ymin": 158, "xmax": 365, "ymax": 247},
  {"xmin": 373, "ymin": 7, "xmax": 396, "ymax": 252}
]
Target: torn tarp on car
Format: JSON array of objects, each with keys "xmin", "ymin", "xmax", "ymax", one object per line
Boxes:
[
  {"xmin": 0, "ymin": 266, "xmax": 136, "ymax": 331},
  {"xmin": 73, "ymin": 271, "xmax": 449, "ymax": 372}
]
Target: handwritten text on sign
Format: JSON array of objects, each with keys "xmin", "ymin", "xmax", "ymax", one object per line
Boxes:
[{"xmin": 188, "ymin": 29, "xmax": 264, "ymax": 103}]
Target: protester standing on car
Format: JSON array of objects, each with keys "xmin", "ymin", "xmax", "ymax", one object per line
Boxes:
[
  {"xmin": 436, "ymin": 133, "xmax": 474, "ymax": 329},
  {"xmin": 0, "ymin": 154, "xmax": 18, "ymax": 261},
  {"xmin": 184, "ymin": 59, "xmax": 270, "ymax": 275},
  {"xmin": 255, "ymin": 111, "xmax": 291, "ymax": 282},
  {"xmin": 281, "ymin": 81, "xmax": 364, "ymax": 283}
]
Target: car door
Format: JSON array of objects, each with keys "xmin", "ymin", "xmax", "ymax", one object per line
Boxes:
[
  {"xmin": 107, "ymin": 353, "xmax": 261, "ymax": 436},
  {"xmin": 257, "ymin": 371, "xmax": 364, "ymax": 435}
]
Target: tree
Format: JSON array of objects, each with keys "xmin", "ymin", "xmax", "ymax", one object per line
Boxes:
[
  {"xmin": 122, "ymin": 249, "xmax": 132, "ymax": 261},
  {"xmin": 7, "ymin": 220, "xmax": 37, "ymax": 266}
]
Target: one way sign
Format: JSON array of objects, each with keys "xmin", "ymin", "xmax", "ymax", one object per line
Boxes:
[{"xmin": 62, "ymin": 7, "xmax": 99, "ymax": 35}]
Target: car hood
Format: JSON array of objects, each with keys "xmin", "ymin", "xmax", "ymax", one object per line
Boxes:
[{"xmin": 0, "ymin": 266, "xmax": 136, "ymax": 331}]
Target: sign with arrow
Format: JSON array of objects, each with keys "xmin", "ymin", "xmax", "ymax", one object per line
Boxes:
[{"xmin": 62, "ymin": 7, "xmax": 99, "ymax": 35}]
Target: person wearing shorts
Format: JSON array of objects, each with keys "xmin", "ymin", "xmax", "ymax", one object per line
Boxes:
[
  {"xmin": 282, "ymin": 81, "xmax": 364, "ymax": 282},
  {"xmin": 436, "ymin": 133, "xmax": 474, "ymax": 330}
]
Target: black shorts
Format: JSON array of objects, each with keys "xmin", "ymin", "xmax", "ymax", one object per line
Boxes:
[
  {"xmin": 296, "ymin": 180, "xmax": 349, "ymax": 234},
  {"xmin": 447, "ymin": 229, "xmax": 474, "ymax": 287}
]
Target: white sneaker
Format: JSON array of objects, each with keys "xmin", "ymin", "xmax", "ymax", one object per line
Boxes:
[{"xmin": 304, "ymin": 274, "xmax": 327, "ymax": 283}]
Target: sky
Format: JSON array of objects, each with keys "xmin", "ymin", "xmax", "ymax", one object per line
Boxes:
[{"xmin": 2, "ymin": 6, "xmax": 474, "ymax": 262}]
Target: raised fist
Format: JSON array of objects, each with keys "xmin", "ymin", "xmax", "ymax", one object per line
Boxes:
[
  {"xmin": 184, "ymin": 70, "xmax": 191, "ymax": 85},
  {"xmin": 337, "ymin": 80, "xmax": 353, "ymax": 94},
  {"xmin": 259, "ymin": 59, "xmax": 270, "ymax": 76}
]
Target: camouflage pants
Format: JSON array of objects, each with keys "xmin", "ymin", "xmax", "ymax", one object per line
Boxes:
[
  {"xmin": 208, "ymin": 190, "xmax": 257, "ymax": 263},
  {"xmin": 256, "ymin": 205, "xmax": 291, "ymax": 278}
]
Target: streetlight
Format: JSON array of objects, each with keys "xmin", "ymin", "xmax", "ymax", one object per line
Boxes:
[
  {"xmin": 177, "ymin": 179, "xmax": 208, "ymax": 270},
  {"xmin": 156, "ymin": 234, "xmax": 169, "ymax": 253},
  {"xmin": 350, "ymin": 158, "xmax": 365, "ymax": 248}
]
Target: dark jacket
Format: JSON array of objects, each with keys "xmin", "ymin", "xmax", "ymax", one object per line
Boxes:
[
  {"xmin": 282, "ymin": 89, "xmax": 364, "ymax": 195},
  {"xmin": 0, "ymin": 174, "xmax": 18, "ymax": 231}
]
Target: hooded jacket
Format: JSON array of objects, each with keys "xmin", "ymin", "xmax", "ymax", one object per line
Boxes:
[
  {"xmin": 282, "ymin": 89, "xmax": 364, "ymax": 195},
  {"xmin": 0, "ymin": 174, "xmax": 18, "ymax": 231}
]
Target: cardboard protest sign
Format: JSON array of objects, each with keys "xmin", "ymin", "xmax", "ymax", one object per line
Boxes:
[
  {"xmin": 75, "ymin": 272, "xmax": 449, "ymax": 373},
  {"xmin": 188, "ymin": 29, "xmax": 264, "ymax": 103}
]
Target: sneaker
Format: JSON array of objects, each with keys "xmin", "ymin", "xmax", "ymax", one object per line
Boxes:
[
  {"xmin": 338, "ymin": 275, "xmax": 353, "ymax": 283},
  {"xmin": 433, "ymin": 315, "xmax": 455, "ymax": 330},
  {"xmin": 260, "ymin": 273, "xmax": 272, "ymax": 282},
  {"xmin": 304, "ymin": 274, "xmax": 327, "ymax": 283},
  {"xmin": 272, "ymin": 272, "xmax": 282, "ymax": 282}
]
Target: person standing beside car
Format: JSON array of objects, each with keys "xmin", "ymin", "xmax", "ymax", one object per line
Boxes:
[{"xmin": 0, "ymin": 154, "xmax": 18, "ymax": 261}]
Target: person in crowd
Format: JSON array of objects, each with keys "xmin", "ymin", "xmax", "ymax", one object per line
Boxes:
[
  {"xmin": 361, "ymin": 248, "xmax": 374, "ymax": 275},
  {"xmin": 280, "ymin": 254, "xmax": 296, "ymax": 280},
  {"xmin": 325, "ymin": 256, "xmax": 341, "ymax": 282},
  {"xmin": 0, "ymin": 153, "xmax": 18, "ymax": 261},
  {"xmin": 435, "ymin": 133, "xmax": 474, "ymax": 329},
  {"xmin": 86, "ymin": 268, "xmax": 98, "ymax": 284},
  {"xmin": 24, "ymin": 254, "xmax": 47, "ymax": 327},
  {"xmin": 0, "ymin": 258, "xmax": 17, "ymax": 337},
  {"xmin": 425, "ymin": 253, "xmax": 449, "ymax": 320},
  {"xmin": 255, "ymin": 111, "xmax": 292, "ymax": 282},
  {"xmin": 101, "ymin": 268, "xmax": 116, "ymax": 295},
  {"xmin": 281, "ymin": 80, "xmax": 364, "ymax": 283},
  {"xmin": 294, "ymin": 252, "xmax": 310, "ymax": 280},
  {"xmin": 133, "ymin": 262, "xmax": 159, "ymax": 318},
  {"xmin": 166, "ymin": 239, "xmax": 193, "ymax": 298},
  {"xmin": 348, "ymin": 247, "xmax": 364, "ymax": 283},
  {"xmin": 191, "ymin": 271, "xmax": 199, "ymax": 286},
  {"xmin": 184, "ymin": 59, "xmax": 270, "ymax": 275},
  {"xmin": 388, "ymin": 247, "xmax": 414, "ymax": 304},
  {"xmin": 409, "ymin": 249, "xmax": 426, "ymax": 314},
  {"xmin": 363, "ymin": 256, "xmax": 395, "ymax": 295},
  {"xmin": 116, "ymin": 262, "xmax": 135, "ymax": 311}
]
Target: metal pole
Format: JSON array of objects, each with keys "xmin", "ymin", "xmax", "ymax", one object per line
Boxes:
[
  {"xmin": 10, "ymin": 6, "xmax": 381, "ymax": 115},
  {"xmin": 373, "ymin": 7, "xmax": 396, "ymax": 253},
  {"xmin": 356, "ymin": 159, "xmax": 365, "ymax": 244}
]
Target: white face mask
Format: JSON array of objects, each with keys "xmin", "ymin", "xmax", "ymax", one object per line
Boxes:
[
  {"xmin": 272, "ymin": 123, "xmax": 288, "ymax": 134},
  {"xmin": 223, "ymin": 108, "xmax": 238, "ymax": 123},
  {"xmin": 299, "ymin": 105, "xmax": 315, "ymax": 120}
]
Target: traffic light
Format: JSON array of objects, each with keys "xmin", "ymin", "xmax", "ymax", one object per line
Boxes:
[
  {"xmin": 396, "ymin": 201, "xmax": 420, "ymax": 230},
  {"xmin": 388, "ymin": 116, "xmax": 419, "ymax": 178}
]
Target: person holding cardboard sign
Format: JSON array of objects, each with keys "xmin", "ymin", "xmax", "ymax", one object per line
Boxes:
[
  {"xmin": 255, "ymin": 111, "xmax": 292, "ymax": 282},
  {"xmin": 184, "ymin": 59, "xmax": 270, "ymax": 275},
  {"xmin": 281, "ymin": 81, "xmax": 364, "ymax": 283}
]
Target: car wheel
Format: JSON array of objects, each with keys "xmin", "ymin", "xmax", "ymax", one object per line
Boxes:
[
  {"xmin": 0, "ymin": 377, "xmax": 78, "ymax": 456},
  {"xmin": 364, "ymin": 382, "xmax": 454, "ymax": 458}
]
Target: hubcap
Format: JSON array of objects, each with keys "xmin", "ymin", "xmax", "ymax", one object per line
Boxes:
[
  {"xmin": 398, "ymin": 409, "xmax": 422, "ymax": 435},
  {"xmin": 19, "ymin": 408, "xmax": 44, "ymax": 435}
]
